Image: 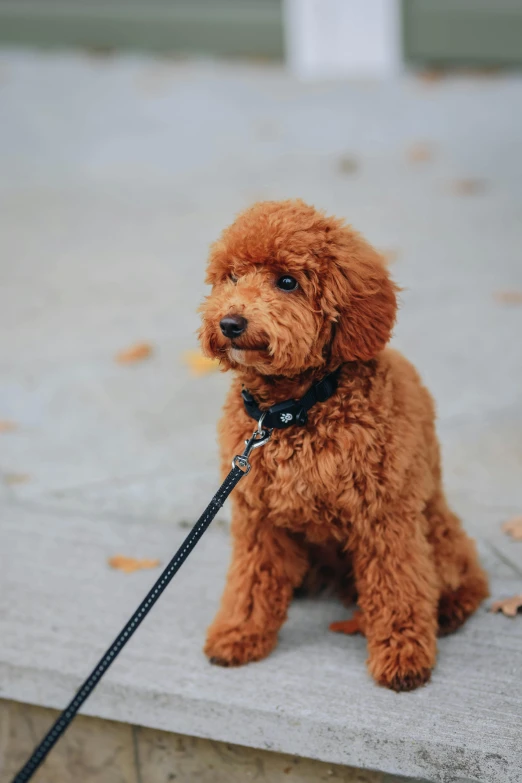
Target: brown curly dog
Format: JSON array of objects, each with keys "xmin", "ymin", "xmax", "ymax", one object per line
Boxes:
[{"xmin": 199, "ymin": 199, "xmax": 488, "ymax": 692}]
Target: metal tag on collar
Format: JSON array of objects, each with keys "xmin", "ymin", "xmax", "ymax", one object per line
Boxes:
[
  {"xmin": 232, "ymin": 413, "xmax": 272, "ymax": 474},
  {"xmin": 266, "ymin": 399, "xmax": 308, "ymax": 428}
]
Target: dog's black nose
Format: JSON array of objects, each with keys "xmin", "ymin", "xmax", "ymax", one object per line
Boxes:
[{"xmin": 220, "ymin": 314, "xmax": 248, "ymax": 339}]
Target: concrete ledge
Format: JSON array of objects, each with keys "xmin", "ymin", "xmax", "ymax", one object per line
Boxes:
[
  {"xmin": 1, "ymin": 699, "xmax": 402, "ymax": 783},
  {"xmin": 1, "ymin": 503, "xmax": 521, "ymax": 783}
]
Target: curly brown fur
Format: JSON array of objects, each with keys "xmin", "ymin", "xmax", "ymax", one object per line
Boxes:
[{"xmin": 199, "ymin": 199, "xmax": 489, "ymax": 692}]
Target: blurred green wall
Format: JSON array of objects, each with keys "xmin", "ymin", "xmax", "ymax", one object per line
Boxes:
[
  {"xmin": 0, "ymin": 0, "xmax": 284, "ymax": 58},
  {"xmin": 403, "ymin": 0, "xmax": 522, "ymax": 66},
  {"xmin": 0, "ymin": 1, "xmax": 521, "ymax": 66}
]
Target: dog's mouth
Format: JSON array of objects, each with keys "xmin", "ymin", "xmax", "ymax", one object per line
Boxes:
[
  {"xmin": 230, "ymin": 342, "xmax": 268, "ymax": 353},
  {"xmin": 230, "ymin": 341, "xmax": 269, "ymax": 352},
  {"xmin": 226, "ymin": 340, "xmax": 271, "ymax": 365}
]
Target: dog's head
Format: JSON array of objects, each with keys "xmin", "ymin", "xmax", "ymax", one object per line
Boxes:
[{"xmin": 199, "ymin": 200, "xmax": 398, "ymax": 376}]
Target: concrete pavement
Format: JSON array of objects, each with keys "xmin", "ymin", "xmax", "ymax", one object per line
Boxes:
[
  {"xmin": 1, "ymin": 51, "xmax": 521, "ymax": 536},
  {"xmin": 0, "ymin": 50, "xmax": 521, "ymax": 782}
]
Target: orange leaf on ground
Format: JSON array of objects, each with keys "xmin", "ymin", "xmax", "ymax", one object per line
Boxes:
[
  {"xmin": 115, "ymin": 342, "xmax": 153, "ymax": 364},
  {"xmin": 490, "ymin": 595, "xmax": 522, "ymax": 618},
  {"xmin": 407, "ymin": 143, "xmax": 433, "ymax": 163},
  {"xmin": 329, "ymin": 610, "xmax": 364, "ymax": 636},
  {"xmin": 0, "ymin": 420, "xmax": 17, "ymax": 433},
  {"xmin": 493, "ymin": 290, "xmax": 522, "ymax": 306},
  {"xmin": 5, "ymin": 473, "xmax": 30, "ymax": 484},
  {"xmin": 108, "ymin": 555, "xmax": 161, "ymax": 574},
  {"xmin": 451, "ymin": 178, "xmax": 487, "ymax": 196},
  {"xmin": 418, "ymin": 69, "xmax": 445, "ymax": 84},
  {"xmin": 183, "ymin": 350, "xmax": 219, "ymax": 377},
  {"xmin": 502, "ymin": 516, "xmax": 522, "ymax": 541}
]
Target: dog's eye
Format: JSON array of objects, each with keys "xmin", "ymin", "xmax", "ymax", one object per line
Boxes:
[
  {"xmin": 276, "ymin": 275, "xmax": 299, "ymax": 292},
  {"xmin": 229, "ymin": 274, "xmax": 238, "ymax": 284}
]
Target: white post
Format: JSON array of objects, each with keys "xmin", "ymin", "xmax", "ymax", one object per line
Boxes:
[{"xmin": 284, "ymin": 0, "xmax": 403, "ymax": 80}]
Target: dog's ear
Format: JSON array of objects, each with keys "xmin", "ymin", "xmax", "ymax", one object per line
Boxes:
[{"xmin": 325, "ymin": 234, "xmax": 398, "ymax": 363}]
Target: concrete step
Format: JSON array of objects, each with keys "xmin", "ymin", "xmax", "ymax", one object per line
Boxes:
[{"xmin": 1, "ymin": 503, "xmax": 521, "ymax": 783}]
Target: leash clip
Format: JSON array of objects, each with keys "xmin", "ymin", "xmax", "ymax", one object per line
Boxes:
[{"xmin": 232, "ymin": 414, "xmax": 272, "ymax": 474}]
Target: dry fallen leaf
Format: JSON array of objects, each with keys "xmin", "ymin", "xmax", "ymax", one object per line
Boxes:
[
  {"xmin": 337, "ymin": 155, "xmax": 359, "ymax": 175},
  {"xmin": 502, "ymin": 516, "xmax": 522, "ymax": 541},
  {"xmin": 462, "ymin": 66, "xmax": 502, "ymax": 79},
  {"xmin": 183, "ymin": 350, "xmax": 219, "ymax": 377},
  {"xmin": 115, "ymin": 342, "xmax": 153, "ymax": 364},
  {"xmin": 418, "ymin": 69, "xmax": 446, "ymax": 84},
  {"xmin": 108, "ymin": 555, "xmax": 161, "ymax": 574},
  {"xmin": 379, "ymin": 249, "xmax": 399, "ymax": 266},
  {"xmin": 0, "ymin": 420, "xmax": 17, "ymax": 433},
  {"xmin": 329, "ymin": 610, "xmax": 364, "ymax": 636},
  {"xmin": 407, "ymin": 143, "xmax": 433, "ymax": 163},
  {"xmin": 493, "ymin": 290, "xmax": 522, "ymax": 306},
  {"xmin": 451, "ymin": 178, "xmax": 487, "ymax": 196},
  {"xmin": 5, "ymin": 473, "xmax": 30, "ymax": 484},
  {"xmin": 490, "ymin": 594, "xmax": 522, "ymax": 618}
]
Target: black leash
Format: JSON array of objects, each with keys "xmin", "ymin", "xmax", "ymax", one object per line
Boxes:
[
  {"xmin": 12, "ymin": 368, "xmax": 341, "ymax": 782},
  {"xmin": 11, "ymin": 425, "xmax": 271, "ymax": 783}
]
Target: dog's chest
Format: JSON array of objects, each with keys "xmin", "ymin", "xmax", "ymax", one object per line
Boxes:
[{"xmin": 239, "ymin": 423, "xmax": 369, "ymax": 539}]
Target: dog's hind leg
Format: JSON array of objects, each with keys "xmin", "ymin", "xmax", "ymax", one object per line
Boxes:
[{"xmin": 426, "ymin": 492, "xmax": 489, "ymax": 636}]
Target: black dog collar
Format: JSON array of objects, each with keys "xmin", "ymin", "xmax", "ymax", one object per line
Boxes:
[{"xmin": 242, "ymin": 367, "xmax": 341, "ymax": 430}]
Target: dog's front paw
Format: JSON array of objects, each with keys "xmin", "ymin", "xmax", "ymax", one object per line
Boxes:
[
  {"xmin": 204, "ymin": 624, "xmax": 277, "ymax": 667},
  {"xmin": 367, "ymin": 634, "xmax": 436, "ymax": 692}
]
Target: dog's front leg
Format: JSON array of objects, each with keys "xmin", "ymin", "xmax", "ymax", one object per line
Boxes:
[
  {"xmin": 353, "ymin": 508, "xmax": 439, "ymax": 691},
  {"xmin": 205, "ymin": 499, "xmax": 308, "ymax": 667}
]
